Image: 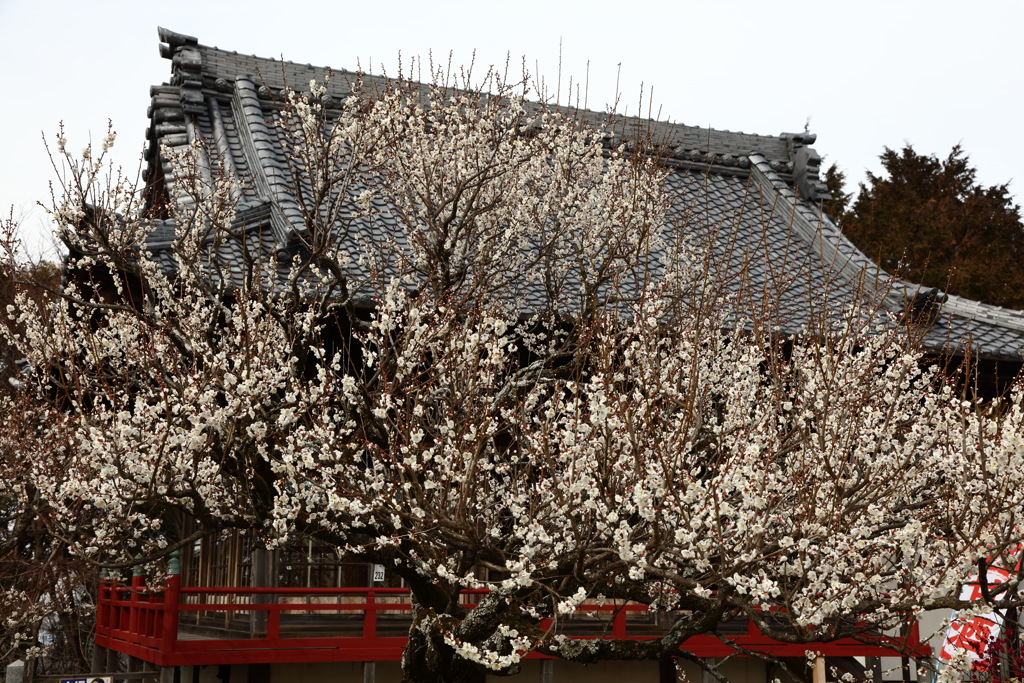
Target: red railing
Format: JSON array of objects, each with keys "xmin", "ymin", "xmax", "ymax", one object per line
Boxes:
[{"xmin": 95, "ymin": 573, "xmax": 930, "ymax": 667}]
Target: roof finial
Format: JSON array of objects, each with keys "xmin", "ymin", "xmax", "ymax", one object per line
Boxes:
[{"xmin": 158, "ymin": 27, "xmax": 198, "ymax": 59}]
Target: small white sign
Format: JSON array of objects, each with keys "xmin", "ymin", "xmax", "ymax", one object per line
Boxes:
[
  {"xmin": 60, "ymin": 677, "xmax": 112, "ymax": 683},
  {"xmin": 372, "ymin": 563, "xmax": 386, "ymax": 582}
]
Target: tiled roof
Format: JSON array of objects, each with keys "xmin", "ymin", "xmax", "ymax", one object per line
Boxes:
[{"xmin": 142, "ymin": 28, "xmax": 1024, "ymax": 362}]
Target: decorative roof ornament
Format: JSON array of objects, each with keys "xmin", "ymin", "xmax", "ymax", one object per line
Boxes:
[
  {"xmin": 159, "ymin": 27, "xmax": 204, "ymax": 115},
  {"xmin": 783, "ymin": 132, "xmax": 832, "ymax": 202},
  {"xmin": 157, "ymin": 27, "xmax": 197, "ymax": 59}
]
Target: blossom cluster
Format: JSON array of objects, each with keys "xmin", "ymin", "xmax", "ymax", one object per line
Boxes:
[{"xmin": 4, "ymin": 71, "xmax": 1024, "ymax": 677}]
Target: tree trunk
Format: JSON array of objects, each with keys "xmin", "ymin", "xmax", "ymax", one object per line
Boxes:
[{"xmin": 401, "ymin": 599, "xmax": 486, "ymax": 683}]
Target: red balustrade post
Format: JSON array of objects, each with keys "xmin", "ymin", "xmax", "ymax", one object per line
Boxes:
[
  {"xmin": 613, "ymin": 605, "xmax": 627, "ymax": 638},
  {"xmin": 128, "ymin": 563, "xmax": 144, "ymax": 639},
  {"xmin": 159, "ymin": 551, "xmax": 181, "ymax": 659},
  {"xmin": 125, "ymin": 562, "xmax": 148, "ymax": 672},
  {"xmin": 267, "ymin": 606, "xmax": 281, "ymax": 641},
  {"xmin": 116, "ymin": 576, "xmax": 129, "ymax": 632},
  {"xmin": 363, "ymin": 590, "xmax": 377, "ymax": 639}
]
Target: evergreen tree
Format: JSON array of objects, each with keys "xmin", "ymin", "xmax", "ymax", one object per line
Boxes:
[
  {"xmin": 840, "ymin": 145, "xmax": 1024, "ymax": 309},
  {"xmin": 821, "ymin": 162, "xmax": 851, "ymax": 222}
]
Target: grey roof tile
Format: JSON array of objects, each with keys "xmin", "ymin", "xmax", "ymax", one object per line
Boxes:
[{"xmin": 141, "ymin": 29, "xmax": 1024, "ymax": 361}]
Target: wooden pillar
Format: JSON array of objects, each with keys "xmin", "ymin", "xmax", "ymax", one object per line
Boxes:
[
  {"xmin": 251, "ymin": 548, "xmax": 276, "ymax": 636},
  {"xmin": 866, "ymin": 657, "xmax": 882, "ymax": 683},
  {"xmin": 702, "ymin": 658, "xmax": 717, "ymax": 683},
  {"xmin": 813, "ymin": 656, "xmax": 826, "ymax": 683},
  {"xmin": 105, "ymin": 644, "xmax": 119, "ymax": 673},
  {"xmin": 249, "ymin": 663, "xmax": 271, "ymax": 683},
  {"xmin": 540, "ymin": 659, "xmax": 554, "ymax": 683},
  {"xmin": 659, "ymin": 657, "xmax": 677, "ymax": 683},
  {"xmin": 901, "ymin": 623, "xmax": 913, "ymax": 683},
  {"xmin": 363, "ymin": 661, "xmax": 376, "ymax": 683},
  {"xmin": 91, "ymin": 643, "xmax": 107, "ymax": 673}
]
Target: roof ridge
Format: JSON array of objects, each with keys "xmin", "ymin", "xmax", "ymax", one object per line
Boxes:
[
  {"xmin": 156, "ymin": 28, "xmax": 802, "ymax": 169},
  {"xmin": 748, "ymin": 153, "xmax": 1024, "ymax": 345}
]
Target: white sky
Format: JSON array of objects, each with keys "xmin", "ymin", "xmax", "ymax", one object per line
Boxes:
[{"xmin": 1, "ymin": 0, "xmax": 1021, "ymax": 259}]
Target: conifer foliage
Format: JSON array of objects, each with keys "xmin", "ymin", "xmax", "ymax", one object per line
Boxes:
[{"xmin": 838, "ymin": 146, "xmax": 1024, "ymax": 309}]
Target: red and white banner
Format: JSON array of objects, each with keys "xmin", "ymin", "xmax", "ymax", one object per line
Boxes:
[{"xmin": 939, "ymin": 546, "xmax": 1022, "ymax": 671}]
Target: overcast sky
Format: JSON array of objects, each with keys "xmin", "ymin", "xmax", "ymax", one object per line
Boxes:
[{"xmin": 1, "ymin": 0, "xmax": 1021, "ymax": 259}]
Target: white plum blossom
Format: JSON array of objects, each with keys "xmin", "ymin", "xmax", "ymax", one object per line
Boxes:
[{"xmin": 3, "ymin": 69, "xmax": 1024, "ymax": 682}]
